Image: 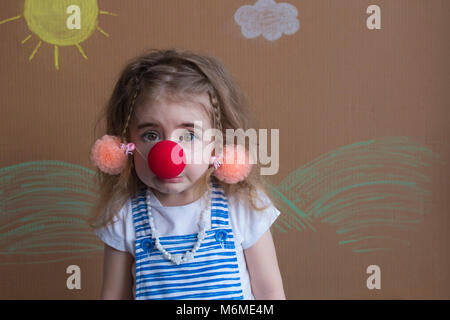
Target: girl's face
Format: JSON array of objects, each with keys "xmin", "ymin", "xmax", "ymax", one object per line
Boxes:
[{"xmin": 129, "ymin": 93, "xmax": 214, "ymax": 204}]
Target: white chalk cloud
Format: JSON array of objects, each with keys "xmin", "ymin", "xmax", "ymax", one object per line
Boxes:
[{"xmin": 234, "ymin": 0, "xmax": 299, "ymax": 41}]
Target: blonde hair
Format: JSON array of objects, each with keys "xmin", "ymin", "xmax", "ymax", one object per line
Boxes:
[{"xmin": 88, "ymin": 48, "xmax": 277, "ymax": 229}]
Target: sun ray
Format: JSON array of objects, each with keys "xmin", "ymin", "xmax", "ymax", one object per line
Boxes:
[
  {"xmin": 54, "ymin": 45, "xmax": 59, "ymax": 70},
  {"xmin": 96, "ymin": 25, "xmax": 110, "ymax": 38},
  {"xmin": 0, "ymin": 15, "xmax": 21, "ymax": 25},
  {"xmin": 5, "ymin": 1, "xmax": 115, "ymax": 70},
  {"xmin": 21, "ymin": 34, "xmax": 32, "ymax": 44},
  {"xmin": 75, "ymin": 44, "xmax": 88, "ymax": 60},
  {"xmin": 99, "ymin": 10, "xmax": 117, "ymax": 16},
  {"xmin": 29, "ymin": 40, "xmax": 42, "ymax": 61}
]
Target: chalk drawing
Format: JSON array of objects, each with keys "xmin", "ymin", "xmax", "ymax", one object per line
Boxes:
[
  {"xmin": 0, "ymin": 136, "xmax": 444, "ymax": 265},
  {"xmin": 0, "ymin": 0, "xmax": 117, "ymax": 70},
  {"xmin": 234, "ymin": 0, "xmax": 299, "ymax": 41},
  {"xmin": 267, "ymin": 136, "xmax": 444, "ymax": 253},
  {"xmin": 0, "ymin": 161, "xmax": 101, "ymax": 265}
]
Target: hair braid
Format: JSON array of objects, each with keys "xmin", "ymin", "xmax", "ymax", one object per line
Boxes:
[
  {"xmin": 121, "ymin": 75, "xmax": 141, "ymax": 144},
  {"xmin": 208, "ymin": 89, "xmax": 224, "ymax": 156}
]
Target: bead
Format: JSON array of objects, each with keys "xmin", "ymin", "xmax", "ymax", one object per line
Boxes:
[
  {"xmin": 144, "ymin": 188, "xmax": 212, "ymax": 265},
  {"xmin": 184, "ymin": 251, "xmax": 194, "ymax": 261},
  {"xmin": 172, "ymin": 254, "xmax": 182, "ymax": 265}
]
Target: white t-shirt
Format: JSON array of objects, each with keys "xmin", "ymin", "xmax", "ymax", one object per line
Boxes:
[{"xmin": 93, "ymin": 187, "xmax": 281, "ymax": 300}]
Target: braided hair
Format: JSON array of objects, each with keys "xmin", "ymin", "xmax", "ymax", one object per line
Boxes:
[{"xmin": 207, "ymin": 89, "xmax": 224, "ymax": 156}]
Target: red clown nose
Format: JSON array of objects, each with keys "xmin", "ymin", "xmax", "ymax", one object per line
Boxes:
[{"xmin": 147, "ymin": 140, "xmax": 186, "ymax": 179}]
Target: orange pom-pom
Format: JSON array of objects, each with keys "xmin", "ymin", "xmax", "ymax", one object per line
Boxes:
[
  {"xmin": 213, "ymin": 144, "xmax": 253, "ymax": 184},
  {"xmin": 90, "ymin": 135, "xmax": 128, "ymax": 175}
]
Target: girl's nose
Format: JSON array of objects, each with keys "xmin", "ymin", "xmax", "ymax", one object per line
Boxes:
[{"xmin": 147, "ymin": 140, "xmax": 186, "ymax": 179}]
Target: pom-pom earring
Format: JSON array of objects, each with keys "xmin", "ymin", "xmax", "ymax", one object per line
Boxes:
[
  {"xmin": 90, "ymin": 135, "xmax": 135, "ymax": 175},
  {"xmin": 211, "ymin": 144, "xmax": 253, "ymax": 184}
]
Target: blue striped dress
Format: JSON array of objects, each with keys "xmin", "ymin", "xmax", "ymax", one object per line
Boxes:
[{"xmin": 132, "ymin": 181, "xmax": 245, "ymax": 300}]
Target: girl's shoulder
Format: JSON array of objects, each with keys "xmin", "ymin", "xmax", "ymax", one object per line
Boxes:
[
  {"xmin": 227, "ymin": 187, "xmax": 274, "ymax": 211},
  {"xmin": 101, "ymin": 196, "xmax": 134, "ymax": 228},
  {"xmin": 226, "ymin": 187, "xmax": 280, "ymax": 250},
  {"xmin": 93, "ymin": 196, "xmax": 134, "ymax": 253}
]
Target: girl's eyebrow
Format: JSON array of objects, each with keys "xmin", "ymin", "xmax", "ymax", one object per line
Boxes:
[
  {"xmin": 137, "ymin": 122, "xmax": 159, "ymax": 130},
  {"xmin": 137, "ymin": 122, "xmax": 203, "ymax": 130}
]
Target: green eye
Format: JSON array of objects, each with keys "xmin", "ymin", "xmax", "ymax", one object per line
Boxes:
[
  {"xmin": 143, "ymin": 132, "xmax": 159, "ymax": 141},
  {"xmin": 180, "ymin": 131, "xmax": 195, "ymax": 142}
]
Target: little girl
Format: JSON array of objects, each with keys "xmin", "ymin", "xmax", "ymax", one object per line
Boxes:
[{"xmin": 89, "ymin": 48, "xmax": 285, "ymax": 300}]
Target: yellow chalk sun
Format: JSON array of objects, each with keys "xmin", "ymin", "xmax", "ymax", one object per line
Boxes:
[{"xmin": 0, "ymin": 0, "xmax": 116, "ymax": 70}]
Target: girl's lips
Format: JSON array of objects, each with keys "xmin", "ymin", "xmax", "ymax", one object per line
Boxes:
[{"xmin": 157, "ymin": 176, "xmax": 184, "ymax": 183}]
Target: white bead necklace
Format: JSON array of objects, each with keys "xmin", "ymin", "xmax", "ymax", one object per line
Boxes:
[{"xmin": 146, "ymin": 189, "xmax": 211, "ymax": 265}]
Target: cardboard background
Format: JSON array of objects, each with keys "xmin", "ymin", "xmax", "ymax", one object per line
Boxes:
[{"xmin": 0, "ymin": 0, "xmax": 449, "ymax": 299}]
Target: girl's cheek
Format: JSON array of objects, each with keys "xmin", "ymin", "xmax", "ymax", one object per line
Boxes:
[
  {"xmin": 183, "ymin": 163, "xmax": 209, "ymax": 179},
  {"xmin": 134, "ymin": 155, "xmax": 152, "ymax": 176},
  {"xmin": 183, "ymin": 141, "xmax": 211, "ymax": 166}
]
